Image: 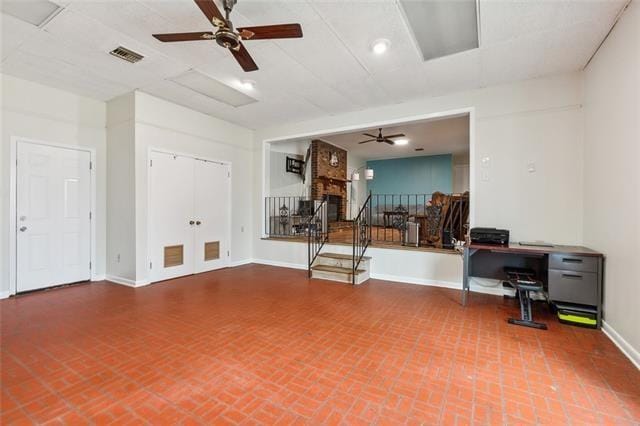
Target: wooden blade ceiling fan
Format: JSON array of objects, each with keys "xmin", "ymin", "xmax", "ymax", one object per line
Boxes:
[
  {"xmin": 152, "ymin": 0, "xmax": 303, "ymax": 72},
  {"xmin": 358, "ymin": 128, "xmax": 406, "ymax": 145}
]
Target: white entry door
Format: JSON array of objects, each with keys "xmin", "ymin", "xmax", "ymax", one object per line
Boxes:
[
  {"xmin": 149, "ymin": 151, "xmax": 196, "ymax": 282},
  {"xmin": 16, "ymin": 142, "xmax": 91, "ymax": 292},
  {"xmin": 194, "ymin": 160, "xmax": 230, "ymax": 273}
]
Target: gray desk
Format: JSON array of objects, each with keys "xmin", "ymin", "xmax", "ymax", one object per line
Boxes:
[{"xmin": 462, "ymin": 242, "xmax": 604, "ymax": 327}]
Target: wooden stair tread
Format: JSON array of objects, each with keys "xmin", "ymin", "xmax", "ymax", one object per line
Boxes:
[
  {"xmin": 318, "ymin": 253, "xmax": 371, "ymax": 261},
  {"xmin": 311, "ymin": 265, "xmax": 366, "ymax": 274}
]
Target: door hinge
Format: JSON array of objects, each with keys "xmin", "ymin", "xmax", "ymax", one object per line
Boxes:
[
  {"xmin": 228, "ymin": 172, "xmax": 231, "ymax": 178},
  {"xmin": 89, "ymin": 211, "xmax": 92, "ymax": 220},
  {"xmin": 150, "ymin": 159, "xmax": 153, "ymax": 167},
  {"xmin": 89, "ymin": 161, "xmax": 92, "ymax": 170},
  {"xmin": 89, "ymin": 261, "xmax": 92, "ymax": 270},
  {"xmin": 149, "ymin": 262, "xmax": 153, "ymax": 269},
  {"xmin": 227, "ymin": 250, "xmax": 230, "ymax": 257}
]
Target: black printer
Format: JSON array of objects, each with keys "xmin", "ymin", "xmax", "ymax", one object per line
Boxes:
[{"xmin": 470, "ymin": 227, "xmax": 510, "ymax": 245}]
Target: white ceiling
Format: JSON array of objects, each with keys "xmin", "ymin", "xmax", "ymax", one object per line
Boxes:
[
  {"xmin": 1, "ymin": 0, "xmax": 626, "ymax": 129},
  {"xmin": 315, "ymin": 114, "xmax": 470, "ymax": 160}
]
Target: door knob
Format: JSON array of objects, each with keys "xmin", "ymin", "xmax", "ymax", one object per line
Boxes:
[
  {"xmin": 189, "ymin": 220, "xmax": 195, "ymax": 225},
  {"xmin": 196, "ymin": 221, "xmax": 201, "ymax": 225},
  {"xmin": 19, "ymin": 226, "xmax": 27, "ymax": 232}
]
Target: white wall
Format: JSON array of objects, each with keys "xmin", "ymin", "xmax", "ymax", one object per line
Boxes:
[
  {"xmin": 347, "ymin": 152, "xmax": 367, "ymax": 219},
  {"xmin": 133, "ymin": 91, "xmax": 255, "ymax": 282},
  {"xmin": 452, "ymin": 151, "xmax": 470, "ymax": 193},
  {"xmin": 267, "ymin": 139, "xmax": 309, "ymax": 198},
  {"xmin": 583, "ymin": 2, "xmax": 640, "ymax": 360},
  {"xmin": 1, "ymin": 74, "xmax": 107, "ymax": 295},
  {"xmin": 253, "ymin": 73, "xmax": 585, "ymax": 287},
  {"xmin": 106, "ymin": 93, "xmax": 136, "ymax": 282}
]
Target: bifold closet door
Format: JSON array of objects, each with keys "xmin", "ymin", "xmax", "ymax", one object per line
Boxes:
[
  {"xmin": 149, "ymin": 152, "xmax": 195, "ymax": 282},
  {"xmin": 194, "ymin": 160, "xmax": 230, "ymax": 273},
  {"xmin": 16, "ymin": 142, "xmax": 91, "ymax": 292}
]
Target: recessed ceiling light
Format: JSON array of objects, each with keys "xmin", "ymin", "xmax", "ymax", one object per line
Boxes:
[
  {"xmin": 394, "ymin": 139, "xmax": 409, "ymax": 146},
  {"xmin": 371, "ymin": 39, "xmax": 391, "ymax": 55},
  {"xmin": 1, "ymin": 0, "xmax": 62, "ymax": 27},
  {"xmin": 240, "ymin": 80, "xmax": 256, "ymax": 91}
]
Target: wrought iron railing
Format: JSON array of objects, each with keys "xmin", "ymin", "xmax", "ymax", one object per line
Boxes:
[
  {"xmin": 352, "ymin": 192, "xmax": 372, "ymax": 285},
  {"xmin": 307, "ymin": 199, "xmax": 328, "ymax": 277},
  {"xmin": 369, "ymin": 192, "xmax": 469, "ymax": 248},
  {"xmin": 266, "ymin": 192, "xmax": 469, "ymax": 251},
  {"xmin": 264, "ymin": 196, "xmax": 314, "ymax": 237}
]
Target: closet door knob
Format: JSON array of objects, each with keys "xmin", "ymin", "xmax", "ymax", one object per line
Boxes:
[
  {"xmin": 196, "ymin": 221, "xmax": 202, "ymax": 225},
  {"xmin": 189, "ymin": 220, "xmax": 195, "ymax": 225}
]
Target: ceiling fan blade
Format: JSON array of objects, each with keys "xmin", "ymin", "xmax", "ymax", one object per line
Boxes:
[
  {"xmin": 194, "ymin": 0, "xmax": 226, "ymax": 27},
  {"xmin": 385, "ymin": 133, "xmax": 405, "ymax": 139},
  {"xmin": 358, "ymin": 140, "xmax": 375, "ymax": 144},
  {"xmin": 362, "ymin": 133, "xmax": 378, "ymax": 139},
  {"xmin": 384, "ymin": 139, "xmax": 395, "ymax": 145},
  {"xmin": 229, "ymin": 43, "xmax": 258, "ymax": 72},
  {"xmin": 237, "ymin": 23, "xmax": 303, "ymax": 40},
  {"xmin": 153, "ymin": 32, "xmax": 214, "ymax": 42}
]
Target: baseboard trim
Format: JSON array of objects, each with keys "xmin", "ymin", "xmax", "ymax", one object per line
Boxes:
[
  {"xmin": 91, "ymin": 275, "xmax": 106, "ymax": 282},
  {"xmin": 252, "ymin": 259, "xmax": 307, "ymax": 270},
  {"xmin": 369, "ymin": 273, "xmax": 506, "ymax": 296},
  {"xmin": 229, "ymin": 259, "xmax": 254, "ymax": 268},
  {"xmin": 104, "ymin": 275, "xmax": 150, "ymax": 288},
  {"xmin": 0, "ymin": 290, "xmax": 12, "ymax": 300},
  {"xmin": 602, "ymin": 321, "xmax": 640, "ymax": 370},
  {"xmin": 250, "ymin": 262, "xmax": 506, "ymax": 296}
]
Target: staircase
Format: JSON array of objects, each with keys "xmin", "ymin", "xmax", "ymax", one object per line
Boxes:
[
  {"xmin": 310, "ymin": 253, "xmax": 371, "ymax": 285},
  {"xmin": 307, "ymin": 192, "xmax": 373, "ymax": 285}
]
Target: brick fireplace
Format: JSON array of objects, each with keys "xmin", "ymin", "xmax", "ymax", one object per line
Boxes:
[{"xmin": 310, "ymin": 139, "xmax": 347, "ymax": 221}]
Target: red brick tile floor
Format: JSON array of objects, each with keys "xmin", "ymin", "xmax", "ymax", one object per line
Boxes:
[{"xmin": 1, "ymin": 264, "xmax": 639, "ymax": 425}]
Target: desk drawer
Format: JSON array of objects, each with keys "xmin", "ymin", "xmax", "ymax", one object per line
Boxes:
[
  {"xmin": 548, "ymin": 270, "xmax": 598, "ymax": 306},
  {"xmin": 549, "ymin": 253, "xmax": 598, "ymax": 273}
]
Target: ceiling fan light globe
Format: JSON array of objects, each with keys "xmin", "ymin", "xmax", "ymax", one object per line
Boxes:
[{"xmin": 394, "ymin": 139, "xmax": 409, "ymax": 145}]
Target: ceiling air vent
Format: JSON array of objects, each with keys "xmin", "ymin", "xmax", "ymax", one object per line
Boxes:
[{"xmin": 109, "ymin": 46, "xmax": 144, "ymax": 64}]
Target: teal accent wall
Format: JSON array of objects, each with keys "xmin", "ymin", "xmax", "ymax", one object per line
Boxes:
[{"xmin": 366, "ymin": 154, "xmax": 452, "ymax": 195}]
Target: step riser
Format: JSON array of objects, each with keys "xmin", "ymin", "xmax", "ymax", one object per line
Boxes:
[
  {"xmin": 311, "ymin": 269, "xmax": 369, "ymax": 285},
  {"xmin": 314, "ymin": 257, "xmax": 370, "ymax": 270}
]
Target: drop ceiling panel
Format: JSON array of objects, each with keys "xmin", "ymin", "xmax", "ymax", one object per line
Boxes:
[
  {"xmin": 480, "ymin": 20, "xmax": 610, "ymax": 87},
  {"xmin": 330, "ymin": 75, "xmax": 391, "ymax": 110},
  {"xmin": 234, "ymin": 1, "xmax": 323, "ymax": 28},
  {"xmin": 43, "ymin": 9, "xmax": 189, "ymax": 81},
  {"xmin": 1, "ymin": 49, "xmax": 129, "ymax": 100},
  {"xmin": 269, "ymin": 20, "xmax": 370, "ymax": 86},
  {"xmin": 310, "ymin": 1, "xmax": 422, "ymax": 75},
  {"xmin": 0, "ymin": 0, "xmax": 628, "ymax": 130},
  {"xmin": 480, "ymin": 0, "xmax": 625, "ymax": 45},
  {"xmin": 1, "ymin": 13, "xmax": 38, "ymax": 60}
]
